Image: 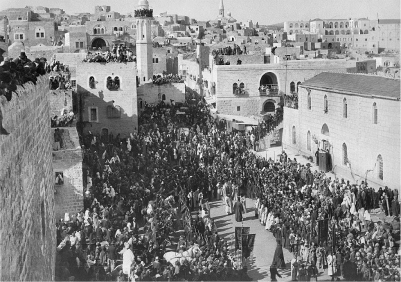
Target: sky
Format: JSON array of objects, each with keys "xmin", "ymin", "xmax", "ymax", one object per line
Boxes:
[{"xmin": 1, "ymin": 0, "xmax": 400, "ymax": 25}]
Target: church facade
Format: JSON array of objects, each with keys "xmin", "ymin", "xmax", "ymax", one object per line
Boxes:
[{"xmin": 283, "ymin": 72, "xmax": 400, "ymax": 190}]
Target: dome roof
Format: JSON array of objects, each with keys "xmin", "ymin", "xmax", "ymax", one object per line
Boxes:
[
  {"xmin": 138, "ymin": 0, "xmax": 149, "ymax": 9},
  {"xmin": 227, "ymin": 11, "xmax": 231, "ymax": 16}
]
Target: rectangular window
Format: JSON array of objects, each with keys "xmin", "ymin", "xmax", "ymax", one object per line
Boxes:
[
  {"xmin": 75, "ymin": 42, "xmax": 79, "ymax": 48},
  {"xmin": 237, "ymin": 106, "xmax": 240, "ymax": 111},
  {"xmin": 36, "ymin": 32, "xmax": 40, "ymax": 38},
  {"xmin": 89, "ymin": 107, "xmax": 98, "ymax": 122},
  {"xmin": 20, "ymin": 34, "xmax": 24, "ymax": 39},
  {"xmin": 156, "ymin": 58, "xmax": 159, "ymax": 63},
  {"xmin": 15, "ymin": 33, "xmax": 24, "ymax": 40},
  {"xmin": 41, "ymin": 32, "xmax": 44, "ymax": 37},
  {"xmin": 80, "ymin": 42, "xmax": 84, "ymax": 48},
  {"xmin": 71, "ymin": 80, "xmax": 76, "ymax": 87},
  {"xmin": 143, "ymin": 77, "xmax": 146, "ymax": 81}
]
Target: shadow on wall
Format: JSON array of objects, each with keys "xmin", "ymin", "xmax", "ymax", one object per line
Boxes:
[
  {"xmin": 54, "ymin": 172, "xmax": 84, "ymax": 221},
  {"xmin": 77, "ymin": 85, "xmax": 138, "ymax": 137}
]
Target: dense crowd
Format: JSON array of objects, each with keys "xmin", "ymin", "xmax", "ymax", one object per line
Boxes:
[
  {"xmin": 83, "ymin": 45, "xmax": 136, "ymax": 63},
  {"xmin": 211, "ymin": 44, "xmax": 246, "ymax": 56},
  {"xmin": 284, "ymin": 94, "xmax": 298, "ymax": 109},
  {"xmin": 55, "ymin": 100, "xmax": 258, "ymax": 281},
  {"xmin": 51, "ymin": 109, "xmax": 76, "ymax": 128},
  {"xmin": 0, "ymin": 52, "xmax": 49, "ymax": 102},
  {"xmin": 152, "ymin": 74, "xmax": 184, "ymax": 85},
  {"xmin": 254, "ymin": 157, "xmax": 400, "ymax": 281}
]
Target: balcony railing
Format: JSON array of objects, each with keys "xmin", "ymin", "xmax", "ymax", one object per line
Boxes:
[{"xmin": 259, "ymin": 84, "xmax": 279, "ymax": 96}]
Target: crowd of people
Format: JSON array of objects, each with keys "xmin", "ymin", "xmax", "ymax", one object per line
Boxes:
[
  {"xmin": 211, "ymin": 44, "xmax": 246, "ymax": 56},
  {"xmin": 55, "ymin": 100, "xmax": 259, "ymax": 281},
  {"xmin": 83, "ymin": 45, "xmax": 136, "ymax": 63},
  {"xmin": 258, "ymin": 84, "xmax": 279, "ymax": 95},
  {"xmin": 284, "ymin": 94, "xmax": 298, "ymax": 109},
  {"xmin": 51, "ymin": 109, "xmax": 76, "ymax": 128},
  {"xmin": 49, "ymin": 70, "xmax": 72, "ymax": 90},
  {"xmin": 0, "ymin": 52, "xmax": 50, "ymax": 102},
  {"xmin": 152, "ymin": 74, "xmax": 184, "ymax": 85},
  {"xmin": 254, "ymin": 158, "xmax": 400, "ymax": 281}
]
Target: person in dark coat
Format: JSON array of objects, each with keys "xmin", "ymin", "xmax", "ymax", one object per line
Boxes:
[
  {"xmin": 233, "ymin": 197, "xmax": 245, "ymax": 222},
  {"xmin": 270, "ymin": 263, "xmax": 282, "ymax": 281},
  {"xmin": 272, "ymin": 239, "xmax": 285, "ymax": 269}
]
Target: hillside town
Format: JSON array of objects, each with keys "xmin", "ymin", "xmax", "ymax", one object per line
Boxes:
[{"xmin": 0, "ymin": 0, "xmax": 400, "ymax": 281}]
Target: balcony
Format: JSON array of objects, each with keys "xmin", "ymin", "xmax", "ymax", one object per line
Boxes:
[{"xmin": 259, "ymin": 84, "xmax": 279, "ymax": 96}]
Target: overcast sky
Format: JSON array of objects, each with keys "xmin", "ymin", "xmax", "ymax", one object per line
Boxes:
[{"xmin": 1, "ymin": 0, "xmax": 399, "ymax": 25}]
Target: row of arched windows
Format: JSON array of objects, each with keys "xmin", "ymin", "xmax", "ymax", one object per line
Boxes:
[
  {"xmin": 289, "ymin": 23, "xmax": 309, "ymax": 28},
  {"xmin": 307, "ymin": 93, "xmax": 378, "ymax": 124},
  {"xmin": 233, "ymin": 83, "xmax": 245, "ymax": 95},
  {"xmin": 89, "ymin": 76, "xmax": 121, "ymax": 90},
  {"xmin": 290, "ymin": 81, "xmax": 302, "ymax": 93}
]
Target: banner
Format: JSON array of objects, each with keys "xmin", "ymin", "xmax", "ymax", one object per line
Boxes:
[
  {"xmin": 235, "ymin": 227, "xmax": 250, "ymax": 250},
  {"xmin": 235, "ymin": 227, "xmax": 242, "ymax": 250},
  {"xmin": 242, "ymin": 234, "xmax": 256, "ymax": 259},
  {"xmin": 318, "ymin": 219, "xmax": 329, "ymax": 245}
]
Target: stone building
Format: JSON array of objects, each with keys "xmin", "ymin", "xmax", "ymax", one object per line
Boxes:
[
  {"xmin": 283, "ymin": 72, "xmax": 400, "ymax": 190},
  {"xmin": 76, "ymin": 61, "xmax": 138, "ymax": 137},
  {"xmin": 213, "ymin": 59, "xmax": 355, "ymax": 117},
  {"xmin": 0, "ymin": 76, "xmax": 56, "ymax": 281}
]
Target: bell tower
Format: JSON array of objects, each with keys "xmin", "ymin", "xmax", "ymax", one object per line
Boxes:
[
  {"xmin": 135, "ymin": 0, "xmax": 153, "ymax": 84},
  {"xmin": 219, "ymin": 0, "xmax": 224, "ymax": 17}
]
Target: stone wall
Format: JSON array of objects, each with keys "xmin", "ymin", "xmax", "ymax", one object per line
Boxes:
[
  {"xmin": 0, "ymin": 76, "xmax": 56, "ymax": 281},
  {"xmin": 219, "ymin": 54, "xmax": 266, "ymax": 65},
  {"xmin": 137, "ymin": 83, "xmax": 186, "ymax": 107},
  {"xmin": 52, "ymin": 128, "xmax": 83, "ymax": 221},
  {"xmin": 76, "ymin": 62, "xmax": 138, "ymax": 137},
  {"xmin": 283, "ymin": 83, "xmax": 400, "ymax": 190}
]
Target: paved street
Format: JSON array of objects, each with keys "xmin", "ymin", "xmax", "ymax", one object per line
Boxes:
[{"xmin": 209, "ymin": 197, "xmax": 342, "ymax": 281}]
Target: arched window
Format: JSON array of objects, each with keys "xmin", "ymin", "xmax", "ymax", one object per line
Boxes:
[
  {"xmin": 101, "ymin": 28, "xmax": 105, "ymax": 34},
  {"xmin": 292, "ymin": 126, "xmax": 296, "ymax": 144},
  {"xmin": 119, "ymin": 27, "xmax": 123, "ymax": 31},
  {"xmin": 289, "ymin": 23, "xmax": 293, "ymax": 28},
  {"xmin": 377, "ymin": 155, "xmax": 383, "ymax": 180},
  {"xmin": 307, "ymin": 91, "xmax": 311, "ymax": 110},
  {"xmin": 289, "ymin": 30, "xmax": 293, "ymax": 35},
  {"xmin": 300, "ymin": 23, "xmax": 304, "ymax": 28},
  {"xmin": 341, "ymin": 30, "xmax": 345, "ymax": 35},
  {"xmin": 295, "ymin": 23, "xmax": 299, "ymax": 28},
  {"xmin": 89, "ymin": 76, "xmax": 96, "ymax": 89},
  {"xmin": 114, "ymin": 27, "xmax": 118, "ymax": 31},
  {"xmin": 329, "ymin": 30, "xmax": 334, "ymax": 35},
  {"xmin": 162, "ymin": 94, "xmax": 166, "ymax": 101},
  {"xmin": 346, "ymin": 30, "xmax": 351, "ymax": 35},
  {"xmin": 335, "ymin": 30, "xmax": 339, "ymax": 35},
  {"xmin": 307, "ymin": 131, "xmax": 311, "ymax": 151},
  {"xmin": 334, "ymin": 22, "xmax": 338, "ymax": 28},
  {"xmin": 342, "ymin": 143, "xmax": 348, "ymax": 165},
  {"xmin": 373, "ymin": 102, "xmax": 378, "ymax": 124},
  {"xmin": 239, "ymin": 83, "xmax": 245, "ymax": 94},
  {"xmin": 360, "ymin": 30, "xmax": 363, "ymax": 34},
  {"xmin": 290, "ymin": 82, "xmax": 295, "ymax": 93},
  {"xmin": 296, "ymin": 81, "xmax": 301, "ymax": 93},
  {"xmin": 114, "ymin": 77, "xmax": 120, "ymax": 90},
  {"xmin": 93, "ymin": 28, "xmax": 97, "ymax": 34},
  {"xmin": 324, "ymin": 95, "xmax": 328, "ymax": 113},
  {"xmin": 343, "ymin": 98, "xmax": 347, "ymax": 118},
  {"xmin": 340, "ymin": 22, "xmax": 344, "ymax": 28},
  {"xmin": 329, "ymin": 22, "xmax": 333, "ymax": 28},
  {"xmin": 107, "ymin": 76, "xmax": 120, "ymax": 91},
  {"xmin": 233, "ymin": 83, "xmax": 238, "ymax": 94},
  {"xmin": 325, "ymin": 30, "xmax": 329, "ymax": 35}
]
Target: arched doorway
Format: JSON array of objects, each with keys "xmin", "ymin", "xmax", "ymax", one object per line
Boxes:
[
  {"xmin": 260, "ymin": 72, "xmax": 278, "ymax": 95},
  {"xmin": 260, "ymin": 72, "xmax": 278, "ymax": 86},
  {"xmin": 263, "ymin": 100, "xmax": 275, "ymax": 113},
  {"xmin": 321, "ymin": 123, "xmax": 329, "ymax": 136},
  {"xmin": 92, "ymin": 38, "xmax": 107, "ymax": 49}
]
